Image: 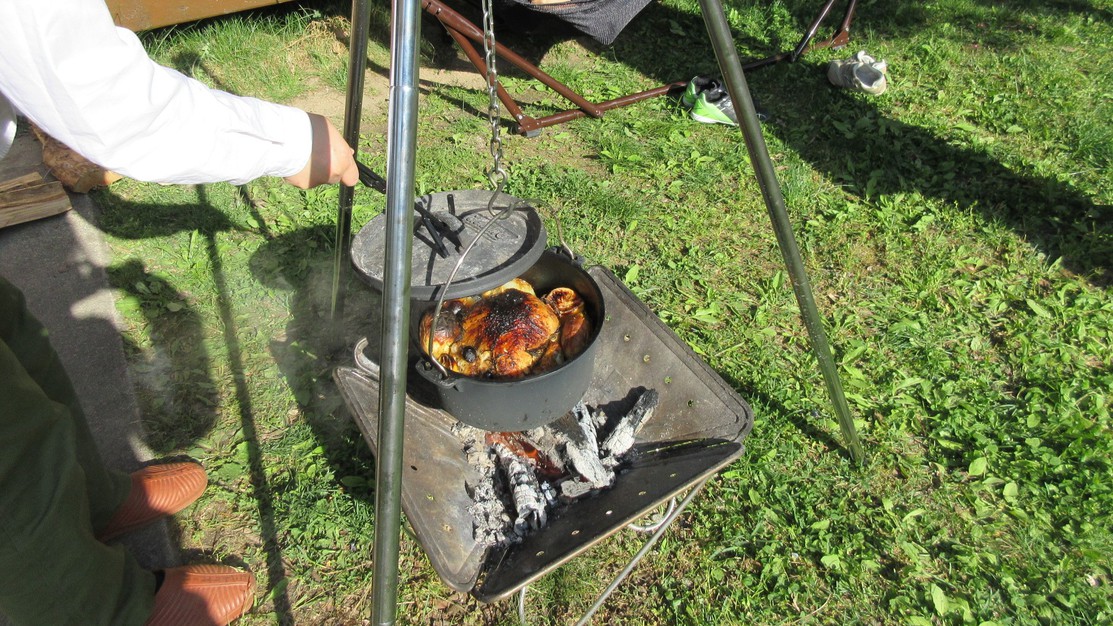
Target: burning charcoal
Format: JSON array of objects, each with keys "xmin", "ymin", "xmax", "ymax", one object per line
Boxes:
[
  {"xmin": 523, "ymin": 425, "xmax": 569, "ymax": 477},
  {"xmin": 485, "ymin": 431, "xmax": 563, "ymax": 479},
  {"xmin": 530, "ymin": 402, "xmax": 594, "ymax": 445},
  {"xmin": 493, "ymin": 443, "xmax": 549, "ymax": 534},
  {"xmin": 600, "ymin": 388, "xmax": 660, "ymax": 463},
  {"xmin": 458, "ymin": 391, "xmax": 659, "ymax": 547},
  {"xmin": 573, "ymin": 401, "xmax": 599, "ymax": 442}
]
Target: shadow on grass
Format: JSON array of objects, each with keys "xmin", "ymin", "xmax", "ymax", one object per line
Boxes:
[
  {"xmin": 247, "ymin": 223, "xmax": 386, "ymax": 615},
  {"xmin": 719, "ymin": 370, "xmax": 852, "ymax": 461},
  {"xmin": 630, "ymin": 2, "xmax": 1112, "ymax": 283},
  {"xmin": 95, "ymin": 185, "xmax": 300, "ymax": 625},
  {"xmin": 107, "ymin": 259, "xmax": 218, "ymax": 453},
  {"xmin": 758, "ymin": 76, "xmax": 1110, "ymax": 283}
]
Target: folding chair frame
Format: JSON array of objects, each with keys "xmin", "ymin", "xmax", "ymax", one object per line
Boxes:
[{"xmin": 424, "ymin": 0, "xmax": 858, "ymax": 135}]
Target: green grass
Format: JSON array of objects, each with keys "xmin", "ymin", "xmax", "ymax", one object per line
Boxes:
[{"xmin": 92, "ymin": 0, "xmax": 1113, "ymax": 623}]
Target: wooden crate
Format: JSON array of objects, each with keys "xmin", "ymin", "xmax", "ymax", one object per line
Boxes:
[{"xmin": 105, "ymin": 0, "xmax": 299, "ymax": 31}]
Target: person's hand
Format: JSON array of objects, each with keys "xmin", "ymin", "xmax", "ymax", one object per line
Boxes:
[{"xmin": 284, "ymin": 113, "xmax": 358, "ymax": 189}]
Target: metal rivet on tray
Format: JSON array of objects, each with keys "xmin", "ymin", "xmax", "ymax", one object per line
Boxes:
[
  {"xmin": 536, "ymin": 551, "xmax": 545, "ymax": 557},
  {"xmin": 643, "ymin": 354, "xmax": 651, "ymax": 363},
  {"xmin": 623, "ymin": 334, "xmax": 631, "ymax": 342},
  {"xmin": 638, "ymin": 490, "xmax": 647, "ymax": 496},
  {"xmin": 605, "ymin": 510, "xmax": 613, "ymax": 515},
  {"xmin": 571, "ymin": 530, "xmax": 580, "ymax": 536}
]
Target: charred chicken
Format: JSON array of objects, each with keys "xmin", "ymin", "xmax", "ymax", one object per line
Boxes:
[{"xmin": 419, "ymin": 278, "xmax": 593, "ymax": 379}]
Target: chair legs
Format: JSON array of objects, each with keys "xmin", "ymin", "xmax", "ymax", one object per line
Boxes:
[{"xmin": 423, "ymin": 0, "xmax": 858, "ymax": 135}]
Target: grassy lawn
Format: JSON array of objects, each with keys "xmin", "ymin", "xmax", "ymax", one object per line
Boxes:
[{"xmin": 93, "ymin": 0, "xmax": 1110, "ymax": 623}]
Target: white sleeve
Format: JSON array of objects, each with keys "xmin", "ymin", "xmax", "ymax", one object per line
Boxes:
[{"xmin": 0, "ymin": 0, "xmax": 312, "ymax": 185}]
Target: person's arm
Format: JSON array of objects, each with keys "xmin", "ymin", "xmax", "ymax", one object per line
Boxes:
[
  {"xmin": 284, "ymin": 113, "xmax": 358, "ymax": 189},
  {"xmin": 0, "ymin": 0, "xmax": 355, "ymax": 187}
]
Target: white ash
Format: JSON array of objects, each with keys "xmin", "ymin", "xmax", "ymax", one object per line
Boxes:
[
  {"xmin": 469, "ymin": 455, "xmax": 514, "ymax": 547},
  {"xmin": 453, "ymin": 422, "xmax": 516, "ymax": 548},
  {"xmin": 493, "ymin": 443, "xmax": 548, "ymax": 534},
  {"xmin": 553, "ymin": 403, "xmax": 614, "ymax": 495},
  {"xmin": 540, "ymin": 480, "xmax": 559, "ymax": 509},
  {"xmin": 600, "ymin": 388, "xmax": 659, "ymax": 468},
  {"xmin": 460, "ymin": 389, "xmax": 660, "ymax": 550}
]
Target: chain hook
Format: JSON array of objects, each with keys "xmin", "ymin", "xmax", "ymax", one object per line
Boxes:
[{"xmin": 480, "ymin": 0, "xmax": 506, "ymax": 208}]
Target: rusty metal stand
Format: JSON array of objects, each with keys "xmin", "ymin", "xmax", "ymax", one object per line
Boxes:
[
  {"xmin": 423, "ymin": 0, "xmax": 683, "ymax": 136},
  {"xmin": 424, "ymin": 0, "xmax": 857, "ymax": 135},
  {"xmin": 741, "ymin": 0, "xmax": 857, "ymax": 72}
]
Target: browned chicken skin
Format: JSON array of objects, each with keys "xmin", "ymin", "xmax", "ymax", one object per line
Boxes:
[
  {"xmin": 419, "ymin": 297, "xmax": 471, "ymax": 372},
  {"xmin": 420, "ymin": 279, "xmax": 592, "ymax": 379},
  {"xmin": 545, "ymin": 287, "xmax": 592, "ymax": 360},
  {"xmin": 461, "ymin": 289, "xmax": 559, "ymax": 378},
  {"xmin": 543, "ymin": 287, "xmax": 581, "ymax": 315},
  {"xmin": 482, "ymin": 277, "xmax": 535, "ymax": 298}
]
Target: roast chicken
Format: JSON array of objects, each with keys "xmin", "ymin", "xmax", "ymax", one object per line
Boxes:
[{"xmin": 419, "ymin": 278, "xmax": 592, "ymax": 379}]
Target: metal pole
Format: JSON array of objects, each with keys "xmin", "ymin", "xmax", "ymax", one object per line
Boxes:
[
  {"xmin": 696, "ymin": 0, "xmax": 865, "ymax": 464},
  {"xmin": 371, "ymin": 0, "xmax": 422, "ymax": 621},
  {"xmin": 331, "ymin": 0, "xmax": 374, "ymax": 322}
]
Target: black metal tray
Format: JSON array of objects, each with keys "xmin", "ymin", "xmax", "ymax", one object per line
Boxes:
[{"xmin": 334, "ymin": 265, "xmax": 752, "ymax": 602}]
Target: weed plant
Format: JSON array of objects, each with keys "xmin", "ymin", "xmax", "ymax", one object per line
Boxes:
[{"xmin": 93, "ymin": 0, "xmax": 1112, "ymax": 623}]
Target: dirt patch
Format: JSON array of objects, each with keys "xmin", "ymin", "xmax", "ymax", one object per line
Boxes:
[
  {"xmin": 420, "ymin": 66, "xmax": 489, "ymax": 92},
  {"xmin": 288, "ymin": 63, "xmax": 490, "ymax": 131},
  {"xmin": 287, "ymin": 76, "xmax": 389, "ymax": 129},
  {"xmin": 287, "ymin": 82, "xmax": 348, "ymax": 125}
]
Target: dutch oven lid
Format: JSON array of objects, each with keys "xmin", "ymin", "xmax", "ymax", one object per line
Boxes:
[{"xmin": 351, "ymin": 190, "xmax": 546, "ymax": 301}]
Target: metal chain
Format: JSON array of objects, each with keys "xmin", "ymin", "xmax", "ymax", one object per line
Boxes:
[{"xmin": 480, "ymin": 0, "xmax": 507, "ymax": 196}]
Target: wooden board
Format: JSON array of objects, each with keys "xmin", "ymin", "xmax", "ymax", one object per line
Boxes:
[
  {"xmin": 105, "ymin": 0, "xmax": 298, "ymax": 31},
  {"xmin": 0, "ymin": 173, "xmax": 42, "ymax": 193},
  {"xmin": 0, "ymin": 180, "xmax": 71, "ymax": 229}
]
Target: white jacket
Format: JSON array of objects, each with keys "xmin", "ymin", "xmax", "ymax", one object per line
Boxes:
[{"xmin": 0, "ymin": 0, "xmax": 311, "ymax": 184}]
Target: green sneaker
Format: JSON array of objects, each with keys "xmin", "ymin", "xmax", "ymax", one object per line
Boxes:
[
  {"xmin": 690, "ymin": 86, "xmax": 737, "ymax": 126},
  {"xmin": 680, "ymin": 75, "xmax": 719, "ymax": 108}
]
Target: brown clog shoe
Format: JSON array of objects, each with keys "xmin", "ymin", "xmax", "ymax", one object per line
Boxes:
[
  {"xmin": 97, "ymin": 462, "xmax": 208, "ymax": 541},
  {"xmin": 145, "ymin": 565, "xmax": 255, "ymax": 626}
]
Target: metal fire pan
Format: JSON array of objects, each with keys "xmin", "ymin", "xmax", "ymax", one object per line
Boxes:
[{"xmin": 335, "ymin": 265, "xmax": 753, "ymax": 601}]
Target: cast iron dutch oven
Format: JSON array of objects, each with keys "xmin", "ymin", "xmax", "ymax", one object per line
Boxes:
[{"xmin": 351, "ymin": 188, "xmax": 604, "ymax": 432}]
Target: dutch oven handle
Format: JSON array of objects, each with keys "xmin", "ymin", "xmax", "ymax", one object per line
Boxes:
[
  {"xmin": 355, "ymin": 160, "xmax": 454, "ymax": 259},
  {"xmin": 415, "ymin": 358, "xmax": 459, "ymax": 388},
  {"xmin": 417, "ymin": 191, "xmax": 526, "ymax": 379}
]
